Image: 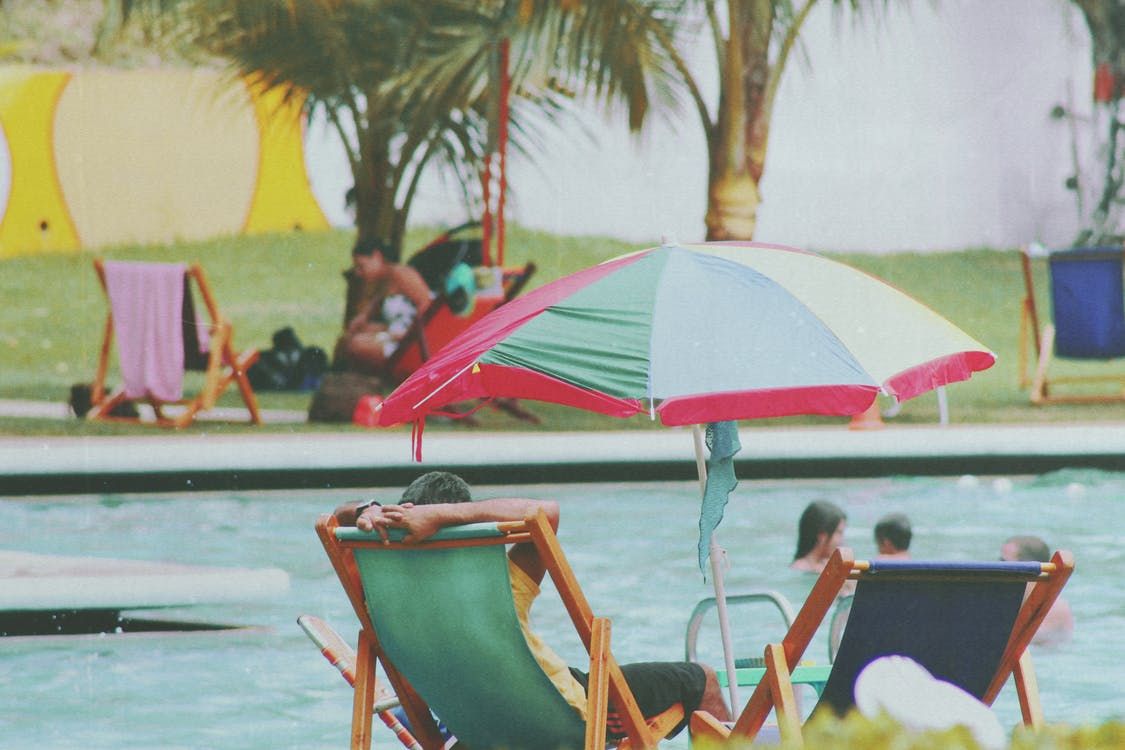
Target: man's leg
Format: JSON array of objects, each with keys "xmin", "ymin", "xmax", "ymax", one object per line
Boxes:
[
  {"xmin": 618, "ymin": 662, "xmax": 728, "ymax": 738},
  {"xmin": 696, "ymin": 663, "xmax": 731, "ymax": 721},
  {"xmin": 571, "ymin": 661, "xmax": 730, "ymax": 739}
]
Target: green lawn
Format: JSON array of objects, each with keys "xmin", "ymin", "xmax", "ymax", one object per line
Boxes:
[{"xmin": 4, "ymin": 227, "xmax": 1125, "ymax": 436}]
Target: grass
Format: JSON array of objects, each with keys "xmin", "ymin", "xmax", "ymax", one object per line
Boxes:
[{"xmin": 4, "ymin": 227, "xmax": 1125, "ymax": 436}]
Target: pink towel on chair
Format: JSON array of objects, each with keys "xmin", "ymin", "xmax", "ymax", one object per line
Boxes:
[{"xmin": 102, "ymin": 261, "xmax": 187, "ymax": 402}]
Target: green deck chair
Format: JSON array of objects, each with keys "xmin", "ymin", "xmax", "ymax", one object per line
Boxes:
[{"xmin": 317, "ymin": 511, "xmax": 683, "ymax": 750}]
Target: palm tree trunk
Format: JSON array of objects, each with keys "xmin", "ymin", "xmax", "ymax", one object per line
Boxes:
[
  {"xmin": 705, "ymin": 0, "xmax": 772, "ymax": 241},
  {"xmin": 344, "ymin": 118, "xmax": 397, "ymax": 330}
]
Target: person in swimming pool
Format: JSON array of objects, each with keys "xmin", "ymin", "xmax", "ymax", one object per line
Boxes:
[
  {"xmin": 341, "ymin": 237, "xmax": 433, "ymax": 372},
  {"xmin": 874, "ymin": 512, "xmax": 912, "ymax": 559},
  {"xmin": 1001, "ymin": 534, "xmax": 1074, "ymax": 646},
  {"xmin": 335, "ymin": 472, "xmax": 730, "ymax": 741},
  {"xmin": 790, "ymin": 500, "xmax": 847, "ymax": 573}
]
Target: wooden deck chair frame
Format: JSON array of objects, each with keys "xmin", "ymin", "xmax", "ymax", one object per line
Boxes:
[
  {"xmin": 384, "ymin": 262, "xmax": 536, "ymax": 379},
  {"xmin": 90, "ymin": 258, "xmax": 262, "ymax": 428},
  {"xmin": 690, "ymin": 546, "xmax": 1074, "ymax": 747},
  {"xmin": 316, "ymin": 509, "xmax": 683, "ymax": 750},
  {"xmin": 1019, "ymin": 244, "xmax": 1125, "ymax": 404},
  {"xmin": 383, "ymin": 261, "xmax": 539, "ymax": 424},
  {"xmin": 297, "ymin": 614, "xmax": 424, "ymax": 749}
]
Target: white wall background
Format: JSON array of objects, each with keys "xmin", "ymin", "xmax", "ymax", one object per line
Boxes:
[{"xmin": 305, "ymin": 0, "xmax": 1095, "ymax": 253}]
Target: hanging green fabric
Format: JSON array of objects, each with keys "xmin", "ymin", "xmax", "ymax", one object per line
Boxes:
[{"xmin": 698, "ymin": 420, "xmax": 741, "ymax": 576}]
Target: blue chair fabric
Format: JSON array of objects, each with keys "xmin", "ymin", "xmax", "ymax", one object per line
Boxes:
[
  {"xmin": 818, "ymin": 561, "xmax": 1033, "ymax": 714},
  {"xmin": 1049, "ymin": 247, "xmax": 1125, "ymax": 359}
]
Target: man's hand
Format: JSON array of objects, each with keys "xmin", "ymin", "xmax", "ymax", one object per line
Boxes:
[
  {"xmin": 354, "ymin": 503, "xmax": 441, "ymax": 544},
  {"xmin": 380, "ymin": 503, "xmax": 444, "ymax": 544},
  {"xmin": 356, "ymin": 502, "xmax": 412, "ymax": 542}
]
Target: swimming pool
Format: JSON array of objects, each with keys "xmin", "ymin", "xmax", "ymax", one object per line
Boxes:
[{"xmin": 1, "ymin": 470, "xmax": 1121, "ymax": 748}]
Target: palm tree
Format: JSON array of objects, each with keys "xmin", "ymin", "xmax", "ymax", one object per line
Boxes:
[
  {"xmin": 654, "ymin": 1, "xmax": 874, "ymax": 241},
  {"xmin": 107, "ymin": 1, "xmax": 901, "ymax": 247},
  {"xmin": 104, "ymin": 0, "xmax": 683, "ymax": 261}
]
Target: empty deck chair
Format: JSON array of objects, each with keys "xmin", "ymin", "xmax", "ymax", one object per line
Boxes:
[
  {"xmin": 1020, "ymin": 244, "xmax": 1125, "ymax": 404},
  {"xmin": 690, "ymin": 547, "xmax": 1074, "ymax": 747},
  {"xmin": 90, "ymin": 259, "xmax": 261, "ymax": 427},
  {"xmin": 316, "ymin": 510, "xmax": 683, "ymax": 750}
]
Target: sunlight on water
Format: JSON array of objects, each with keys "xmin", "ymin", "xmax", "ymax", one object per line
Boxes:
[{"xmin": 1, "ymin": 470, "xmax": 1121, "ymax": 748}]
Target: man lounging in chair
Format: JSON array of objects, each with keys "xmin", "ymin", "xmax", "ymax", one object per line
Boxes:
[{"xmin": 335, "ymin": 472, "xmax": 730, "ymax": 741}]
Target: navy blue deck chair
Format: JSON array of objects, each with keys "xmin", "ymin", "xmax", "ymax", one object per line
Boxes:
[
  {"xmin": 1020, "ymin": 245, "xmax": 1125, "ymax": 404},
  {"xmin": 690, "ymin": 547, "xmax": 1074, "ymax": 747}
]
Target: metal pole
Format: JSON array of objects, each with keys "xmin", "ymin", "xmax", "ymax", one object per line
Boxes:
[{"xmin": 692, "ymin": 425, "xmax": 741, "ymax": 712}]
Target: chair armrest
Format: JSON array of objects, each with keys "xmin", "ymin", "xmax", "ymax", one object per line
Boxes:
[{"xmin": 689, "ymin": 710, "xmax": 731, "ymax": 742}]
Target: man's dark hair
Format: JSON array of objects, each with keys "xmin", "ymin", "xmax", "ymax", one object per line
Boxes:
[
  {"xmin": 401, "ymin": 471, "xmax": 471, "ymax": 505},
  {"xmin": 874, "ymin": 512, "xmax": 912, "ymax": 552},
  {"xmin": 1006, "ymin": 535, "xmax": 1050, "ymax": 562},
  {"xmin": 352, "ymin": 236, "xmax": 399, "ymax": 262}
]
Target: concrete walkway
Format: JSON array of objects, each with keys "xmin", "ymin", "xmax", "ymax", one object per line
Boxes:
[{"xmin": 3, "ymin": 404, "xmax": 1125, "ymax": 494}]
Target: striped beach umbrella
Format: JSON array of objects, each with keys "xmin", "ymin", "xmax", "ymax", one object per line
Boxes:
[{"xmin": 379, "ymin": 241, "xmax": 995, "ymax": 431}]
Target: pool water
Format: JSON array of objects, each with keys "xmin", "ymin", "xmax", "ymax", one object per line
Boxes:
[{"xmin": 1, "ymin": 470, "xmax": 1121, "ymax": 748}]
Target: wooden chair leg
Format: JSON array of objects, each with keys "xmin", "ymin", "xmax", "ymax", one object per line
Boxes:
[
  {"xmin": 351, "ymin": 629, "xmax": 377, "ymax": 750},
  {"xmin": 172, "ymin": 405, "xmax": 200, "ymax": 428},
  {"xmin": 764, "ymin": 643, "xmax": 802, "ymax": 747},
  {"xmin": 643, "ymin": 705, "xmax": 684, "ymax": 743},
  {"xmin": 730, "ymin": 650, "xmax": 782, "ymax": 740},
  {"xmin": 585, "ymin": 617, "xmax": 610, "ymax": 750},
  {"xmin": 616, "ymin": 706, "xmax": 685, "ymax": 750},
  {"xmin": 1014, "ymin": 650, "xmax": 1044, "ymax": 728},
  {"xmin": 232, "ymin": 348, "xmax": 262, "ymax": 424},
  {"xmin": 690, "ymin": 709, "xmax": 731, "ymax": 743},
  {"xmin": 87, "ymin": 388, "xmax": 128, "ymax": 421},
  {"xmin": 200, "ymin": 322, "xmax": 229, "ymax": 410},
  {"xmin": 1031, "ymin": 324, "xmax": 1055, "ymax": 404},
  {"xmin": 1018, "ymin": 301, "xmax": 1033, "ymax": 390}
]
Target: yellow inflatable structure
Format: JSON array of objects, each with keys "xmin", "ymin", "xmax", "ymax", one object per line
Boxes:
[{"xmin": 0, "ymin": 66, "xmax": 328, "ymax": 258}]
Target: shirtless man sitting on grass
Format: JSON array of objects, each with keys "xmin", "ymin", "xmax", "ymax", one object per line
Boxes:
[{"xmin": 335, "ymin": 471, "xmax": 730, "ymax": 741}]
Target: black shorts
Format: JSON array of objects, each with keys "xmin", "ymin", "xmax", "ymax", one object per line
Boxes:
[{"xmin": 570, "ymin": 661, "xmax": 706, "ymax": 739}]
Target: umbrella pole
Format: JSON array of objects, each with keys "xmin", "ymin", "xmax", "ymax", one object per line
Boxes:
[{"xmin": 692, "ymin": 425, "xmax": 742, "ymax": 713}]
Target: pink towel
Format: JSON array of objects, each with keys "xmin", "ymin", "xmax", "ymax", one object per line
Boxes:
[{"xmin": 103, "ymin": 261, "xmax": 187, "ymax": 402}]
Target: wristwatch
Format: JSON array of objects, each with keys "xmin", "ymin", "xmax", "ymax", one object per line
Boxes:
[{"xmin": 353, "ymin": 499, "xmax": 382, "ymax": 520}]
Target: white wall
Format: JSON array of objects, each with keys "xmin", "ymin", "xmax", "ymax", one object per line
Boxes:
[{"xmin": 306, "ymin": 0, "xmax": 1094, "ymax": 253}]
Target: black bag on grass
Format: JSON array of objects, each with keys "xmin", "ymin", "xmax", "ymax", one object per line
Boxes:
[{"xmin": 249, "ymin": 328, "xmax": 328, "ymax": 392}]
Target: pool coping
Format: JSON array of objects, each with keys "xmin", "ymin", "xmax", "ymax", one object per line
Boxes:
[{"xmin": 3, "ymin": 422, "xmax": 1124, "ymax": 495}]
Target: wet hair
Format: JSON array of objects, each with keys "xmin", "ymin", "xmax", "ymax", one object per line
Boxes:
[
  {"xmin": 793, "ymin": 500, "xmax": 846, "ymax": 561},
  {"xmin": 400, "ymin": 471, "xmax": 472, "ymax": 506},
  {"xmin": 874, "ymin": 512, "xmax": 912, "ymax": 552},
  {"xmin": 1005, "ymin": 535, "xmax": 1050, "ymax": 563}
]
